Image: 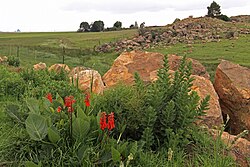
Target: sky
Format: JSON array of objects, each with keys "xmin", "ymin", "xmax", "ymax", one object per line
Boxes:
[{"xmin": 0, "ymin": 0, "xmax": 249, "ymax": 32}]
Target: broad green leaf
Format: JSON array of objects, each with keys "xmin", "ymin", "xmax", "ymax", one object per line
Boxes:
[
  {"xmin": 25, "ymin": 113, "xmax": 48, "ymax": 141},
  {"xmin": 77, "ymin": 106, "xmax": 89, "ymax": 121},
  {"xmin": 111, "ymin": 147, "xmax": 121, "ymax": 162},
  {"xmin": 25, "ymin": 161, "xmax": 42, "ymax": 167},
  {"xmin": 5, "ymin": 104, "xmax": 23, "ymax": 123},
  {"xmin": 26, "ymin": 98, "xmax": 40, "ymax": 114},
  {"xmin": 48, "ymin": 127, "xmax": 60, "ymax": 143},
  {"xmin": 42, "ymin": 97, "xmax": 51, "ymax": 111},
  {"xmin": 72, "ymin": 118, "xmax": 90, "ymax": 140}
]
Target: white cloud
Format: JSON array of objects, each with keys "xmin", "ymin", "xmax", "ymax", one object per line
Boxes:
[{"xmin": 0, "ymin": 0, "xmax": 249, "ymax": 32}]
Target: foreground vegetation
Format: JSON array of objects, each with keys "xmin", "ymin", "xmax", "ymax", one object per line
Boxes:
[{"xmin": 0, "ymin": 56, "xmax": 236, "ymax": 166}]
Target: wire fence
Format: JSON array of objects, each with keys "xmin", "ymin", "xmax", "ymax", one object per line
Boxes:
[{"xmin": 0, "ymin": 45, "xmax": 97, "ymax": 68}]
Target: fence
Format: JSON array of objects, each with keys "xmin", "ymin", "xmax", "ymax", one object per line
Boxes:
[{"xmin": 0, "ymin": 45, "xmax": 97, "ymax": 68}]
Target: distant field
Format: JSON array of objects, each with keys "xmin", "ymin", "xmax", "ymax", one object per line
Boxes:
[{"xmin": 0, "ymin": 30, "xmax": 137, "ymax": 48}]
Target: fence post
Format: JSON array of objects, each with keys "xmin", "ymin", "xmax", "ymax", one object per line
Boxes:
[
  {"xmin": 62, "ymin": 46, "xmax": 65, "ymax": 64},
  {"xmin": 16, "ymin": 46, "xmax": 20, "ymax": 57}
]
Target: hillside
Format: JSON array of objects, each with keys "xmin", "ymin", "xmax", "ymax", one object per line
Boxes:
[{"xmin": 230, "ymin": 15, "xmax": 250, "ymax": 23}]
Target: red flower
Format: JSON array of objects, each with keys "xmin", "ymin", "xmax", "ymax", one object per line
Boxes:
[
  {"xmin": 46, "ymin": 93, "xmax": 53, "ymax": 103},
  {"xmin": 107, "ymin": 112, "xmax": 115, "ymax": 131},
  {"xmin": 64, "ymin": 96, "xmax": 76, "ymax": 112},
  {"xmin": 57, "ymin": 106, "xmax": 62, "ymax": 113},
  {"xmin": 100, "ymin": 112, "xmax": 107, "ymax": 131},
  {"xmin": 84, "ymin": 93, "xmax": 90, "ymax": 107}
]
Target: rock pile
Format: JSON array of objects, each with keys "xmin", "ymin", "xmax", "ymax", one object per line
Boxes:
[{"xmin": 96, "ymin": 17, "xmax": 250, "ymax": 53}]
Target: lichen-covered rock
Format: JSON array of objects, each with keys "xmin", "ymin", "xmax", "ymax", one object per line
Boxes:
[
  {"xmin": 102, "ymin": 51, "xmax": 210, "ymax": 88},
  {"xmin": 33, "ymin": 62, "xmax": 46, "ymax": 71},
  {"xmin": 191, "ymin": 75, "xmax": 223, "ymax": 128},
  {"xmin": 48, "ymin": 64, "xmax": 70, "ymax": 73},
  {"xmin": 211, "ymin": 130, "xmax": 250, "ymax": 167},
  {"xmin": 70, "ymin": 67, "xmax": 104, "ymax": 94},
  {"xmin": 214, "ymin": 60, "xmax": 250, "ymax": 140}
]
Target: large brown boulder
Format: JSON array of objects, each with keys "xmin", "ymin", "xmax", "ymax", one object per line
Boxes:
[
  {"xmin": 211, "ymin": 130, "xmax": 250, "ymax": 167},
  {"xmin": 214, "ymin": 60, "xmax": 250, "ymax": 140},
  {"xmin": 33, "ymin": 62, "xmax": 46, "ymax": 71},
  {"xmin": 70, "ymin": 67, "xmax": 104, "ymax": 94},
  {"xmin": 102, "ymin": 51, "xmax": 210, "ymax": 87},
  {"xmin": 48, "ymin": 64, "xmax": 70, "ymax": 73},
  {"xmin": 192, "ymin": 75, "xmax": 223, "ymax": 128}
]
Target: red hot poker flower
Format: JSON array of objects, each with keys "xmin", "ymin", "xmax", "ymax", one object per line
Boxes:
[
  {"xmin": 64, "ymin": 96, "xmax": 76, "ymax": 112},
  {"xmin": 84, "ymin": 93, "xmax": 90, "ymax": 107},
  {"xmin": 57, "ymin": 106, "xmax": 62, "ymax": 113},
  {"xmin": 46, "ymin": 93, "xmax": 53, "ymax": 103},
  {"xmin": 107, "ymin": 112, "xmax": 115, "ymax": 131},
  {"xmin": 100, "ymin": 112, "xmax": 107, "ymax": 131}
]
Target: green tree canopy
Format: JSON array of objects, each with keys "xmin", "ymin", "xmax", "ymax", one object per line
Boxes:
[
  {"xmin": 207, "ymin": 1, "xmax": 221, "ymax": 17},
  {"xmin": 79, "ymin": 22, "xmax": 90, "ymax": 32},
  {"xmin": 113, "ymin": 21, "xmax": 122, "ymax": 29},
  {"xmin": 91, "ymin": 20, "xmax": 104, "ymax": 32}
]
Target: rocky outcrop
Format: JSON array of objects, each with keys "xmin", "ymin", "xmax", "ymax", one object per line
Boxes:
[
  {"xmin": 211, "ymin": 130, "xmax": 250, "ymax": 167},
  {"xmin": 48, "ymin": 64, "xmax": 70, "ymax": 73},
  {"xmin": 33, "ymin": 62, "xmax": 46, "ymax": 71},
  {"xmin": 70, "ymin": 67, "xmax": 104, "ymax": 94},
  {"xmin": 102, "ymin": 51, "xmax": 210, "ymax": 87},
  {"xmin": 214, "ymin": 60, "xmax": 250, "ymax": 140},
  {"xmin": 192, "ymin": 75, "xmax": 222, "ymax": 128},
  {"xmin": 96, "ymin": 17, "xmax": 250, "ymax": 53}
]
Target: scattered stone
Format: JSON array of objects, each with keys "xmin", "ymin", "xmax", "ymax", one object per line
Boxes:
[
  {"xmin": 70, "ymin": 67, "xmax": 104, "ymax": 94},
  {"xmin": 48, "ymin": 64, "xmax": 70, "ymax": 73},
  {"xmin": 33, "ymin": 62, "xmax": 46, "ymax": 71}
]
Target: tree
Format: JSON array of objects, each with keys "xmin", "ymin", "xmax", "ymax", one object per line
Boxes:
[
  {"xmin": 79, "ymin": 22, "xmax": 90, "ymax": 32},
  {"xmin": 207, "ymin": 1, "xmax": 221, "ymax": 17},
  {"xmin": 90, "ymin": 20, "xmax": 104, "ymax": 32},
  {"xmin": 113, "ymin": 21, "xmax": 122, "ymax": 29}
]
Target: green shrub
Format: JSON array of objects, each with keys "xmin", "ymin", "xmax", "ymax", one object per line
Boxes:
[
  {"xmin": 94, "ymin": 56, "xmax": 210, "ymax": 151},
  {"xmin": 0, "ymin": 66, "xmax": 25, "ymax": 99},
  {"xmin": 7, "ymin": 56, "xmax": 20, "ymax": 67}
]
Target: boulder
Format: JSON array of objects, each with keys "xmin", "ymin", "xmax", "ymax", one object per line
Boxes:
[
  {"xmin": 102, "ymin": 51, "xmax": 210, "ymax": 87},
  {"xmin": 33, "ymin": 62, "xmax": 46, "ymax": 71},
  {"xmin": 211, "ymin": 130, "xmax": 250, "ymax": 167},
  {"xmin": 214, "ymin": 60, "xmax": 250, "ymax": 140},
  {"xmin": 192, "ymin": 75, "xmax": 223, "ymax": 128},
  {"xmin": 48, "ymin": 64, "xmax": 70, "ymax": 73},
  {"xmin": 70, "ymin": 67, "xmax": 104, "ymax": 94},
  {"xmin": 168, "ymin": 54, "xmax": 210, "ymax": 79}
]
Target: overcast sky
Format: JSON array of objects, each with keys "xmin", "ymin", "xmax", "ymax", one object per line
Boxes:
[{"xmin": 0, "ymin": 0, "xmax": 249, "ymax": 32}]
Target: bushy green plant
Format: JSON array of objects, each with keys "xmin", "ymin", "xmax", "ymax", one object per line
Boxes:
[
  {"xmin": 0, "ymin": 66, "xmax": 25, "ymax": 99},
  {"xmin": 7, "ymin": 56, "xmax": 20, "ymax": 67},
  {"xmin": 95, "ymin": 56, "xmax": 209, "ymax": 151}
]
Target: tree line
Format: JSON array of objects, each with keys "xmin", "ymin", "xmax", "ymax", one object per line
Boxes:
[{"xmin": 77, "ymin": 1, "xmax": 231, "ymax": 33}]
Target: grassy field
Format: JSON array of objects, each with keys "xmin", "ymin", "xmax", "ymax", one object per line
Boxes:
[
  {"xmin": 0, "ymin": 27, "xmax": 250, "ymax": 78},
  {"xmin": 149, "ymin": 35, "xmax": 250, "ymax": 80}
]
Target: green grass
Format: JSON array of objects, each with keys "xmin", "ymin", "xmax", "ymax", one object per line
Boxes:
[
  {"xmin": 148, "ymin": 34, "xmax": 250, "ymax": 80},
  {"xmin": 0, "ymin": 30, "xmax": 137, "ymax": 48}
]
